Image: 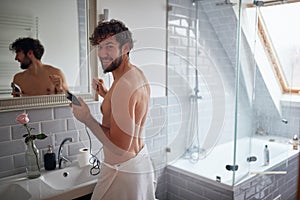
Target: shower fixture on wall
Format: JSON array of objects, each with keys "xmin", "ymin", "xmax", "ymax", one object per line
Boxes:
[
  {"xmin": 216, "ymin": 0, "xmax": 237, "ymax": 6},
  {"xmin": 253, "ymin": 0, "xmax": 288, "ymax": 7},
  {"xmin": 99, "ymin": 8, "xmax": 109, "ymax": 22}
]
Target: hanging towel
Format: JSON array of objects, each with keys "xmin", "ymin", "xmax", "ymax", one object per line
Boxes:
[{"xmin": 91, "ymin": 146, "xmax": 157, "ymax": 200}]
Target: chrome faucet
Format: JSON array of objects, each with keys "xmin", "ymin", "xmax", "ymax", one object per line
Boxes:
[{"xmin": 58, "ymin": 137, "xmax": 72, "ymax": 169}]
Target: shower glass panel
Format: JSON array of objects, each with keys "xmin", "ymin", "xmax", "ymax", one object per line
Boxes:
[
  {"xmin": 166, "ymin": 0, "xmax": 242, "ymax": 187},
  {"xmin": 234, "ymin": 1, "xmax": 300, "ymax": 192},
  {"xmin": 237, "ymin": 1, "xmax": 300, "ymax": 186},
  {"xmin": 231, "ymin": 0, "xmax": 253, "ymax": 186}
]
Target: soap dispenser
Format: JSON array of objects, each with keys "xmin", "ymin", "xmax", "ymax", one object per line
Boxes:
[
  {"xmin": 293, "ymin": 135, "xmax": 299, "ymax": 150},
  {"xmin": 44, "ymin": 145, "xmax": 56, "ymax": 170}
]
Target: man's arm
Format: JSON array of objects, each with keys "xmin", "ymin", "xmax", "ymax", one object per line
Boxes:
[
  {"xmin": 71, "ymin": 97, "xmax": 132, "ymax": 156},
  {"xmin": 49, "ymin": 69, "xmax": 68, "ymax": 94}
]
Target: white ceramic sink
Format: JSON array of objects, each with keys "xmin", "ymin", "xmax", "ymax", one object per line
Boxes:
[
  {"xmin": 41, "ymin": 165, "xmax": 98, "ymax": 190},
  {"xmin": 0, "ymin": 183, "xmax": 31, "ymax": 200}
]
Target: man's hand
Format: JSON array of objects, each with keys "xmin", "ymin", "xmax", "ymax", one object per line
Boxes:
[
  {"xmin": 70, "ymin": 97, "xmax": 92, "ymax": 124},
  {"xmin": 49, "ymin": 74, "xmax": 64, "ymax": 93},
  {"xmin": 92, "ymin": 77, "xmax": 107, "ymax": 98}
]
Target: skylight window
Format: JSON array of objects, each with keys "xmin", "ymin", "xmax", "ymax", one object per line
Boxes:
[{"xmin": 259, "ymin": 2, "xmax": 300, "ymax": 92}]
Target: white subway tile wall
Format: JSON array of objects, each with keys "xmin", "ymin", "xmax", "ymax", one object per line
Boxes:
[{"xmin": 0, "ymin": 99, "xmax": 168, "ymax": 199}]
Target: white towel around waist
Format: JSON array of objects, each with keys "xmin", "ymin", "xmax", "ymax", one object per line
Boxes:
[{"xmin": 91, "ymin": 146, "xmax": 157, "ymax": 200}]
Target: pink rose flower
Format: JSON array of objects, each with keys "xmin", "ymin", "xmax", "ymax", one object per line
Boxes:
[
  {"xmin": 16, "ymin": 113, "xmax": 30, "ymax": 124},
  {"xmin": 15, "ymin": 112, "xmax": 47, "ymax": 146}
]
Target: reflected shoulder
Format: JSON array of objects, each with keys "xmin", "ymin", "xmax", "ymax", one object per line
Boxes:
[
  {"xmin": 13, "ymin": 71, "xmax": 26, "ymax": 82},
  {"xmin": 44, "ymin": 65, "xmax": 64, "ymax": 74}
]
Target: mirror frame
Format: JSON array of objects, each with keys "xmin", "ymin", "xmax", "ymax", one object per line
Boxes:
[
  {"xmin": 0, "ymin": 93, "xmax": 93, "ymax": 112},
  {"xmin": 0, "ymin": 0, "xmax": 97, "ymax": 113}
]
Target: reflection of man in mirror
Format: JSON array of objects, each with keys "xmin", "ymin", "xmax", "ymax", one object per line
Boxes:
[
  {"xmin": 71, "ymin": 19, "xmax": 156, "ymax": 200},
  {"xmin": 9, "ymin": 37, "xmax": 68, "ymax": 96}
]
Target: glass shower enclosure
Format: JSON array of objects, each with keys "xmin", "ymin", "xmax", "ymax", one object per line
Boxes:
[{"xmin": 166, "ymin": 0, "xmax": 296, "ymax": 192}]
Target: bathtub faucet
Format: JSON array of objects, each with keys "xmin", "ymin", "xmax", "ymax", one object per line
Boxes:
[
  {"xmin": 185, "ymin": 146, "xmax": 206, "ymax": 160},
  {"xmin": 255, "ymin": 127, "xmax": 267, "ymax": 136}
]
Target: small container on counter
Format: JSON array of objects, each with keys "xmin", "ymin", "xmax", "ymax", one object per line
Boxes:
[
  {"xmin": 44, "ymin": 145, "xmax": 56, "ymax": 170},
  {"xmin": 293, "ymin": 135, "xmax": 299, "ymax": 150},
  {"xmin": 264, "ymin": 145, "xmax": 270, "ymax": 166}
]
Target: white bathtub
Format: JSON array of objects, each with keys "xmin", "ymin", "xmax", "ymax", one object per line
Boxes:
[{"xmin": 169, "ymin": 136, "xmax": 299, "ymax": 186}]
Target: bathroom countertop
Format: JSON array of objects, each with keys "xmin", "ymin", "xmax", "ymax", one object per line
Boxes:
[
  {"xmin": 0, "ymin": 164, "xmax": 98, "ymax": 200},
  {"xmin": 44, "ymin": 183, "xmax": 96, "ymax": 200}
]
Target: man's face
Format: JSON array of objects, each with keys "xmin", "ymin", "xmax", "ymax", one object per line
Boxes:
[
  {"xmin": 97, "ymin": 36, "xmax": 123, "ymax": 73},
  {"xmin": 15, "ymin": 50, "xmax": 32, "ymax": 70}
]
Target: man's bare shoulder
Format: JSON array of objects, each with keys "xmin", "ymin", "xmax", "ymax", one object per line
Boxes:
[
  {"xmin": 14, "ymin": 71, "xmax": 26, "ymax": 77},
  {"xmin": 44, "ymin": 64, "xmax": 61, "ymax": 71},
  {"xmin": 44, "ymin": 64, "xmax": 63, "ymax": 74},
  {"xmin": 13, "ymin": 71, "xmax": 27, "ymax": 83},
  {"xmin": 112, "ymin": 67, "xmax": 150, "ymax": 100}
]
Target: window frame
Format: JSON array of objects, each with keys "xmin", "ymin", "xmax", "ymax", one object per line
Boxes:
[{"xmin": 247, "ymin": 0, "xmax": 300, "ymax": 94}]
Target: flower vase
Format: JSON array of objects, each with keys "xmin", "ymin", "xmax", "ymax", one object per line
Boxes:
[{"xmin": 25, "ymin": 140, "xmax": 41, "ymax": 179}]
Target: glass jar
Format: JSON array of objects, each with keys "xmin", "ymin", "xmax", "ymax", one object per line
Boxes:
[{"xmin": 25, "ymin": 140, "xmax": 41, "ymax": 179}]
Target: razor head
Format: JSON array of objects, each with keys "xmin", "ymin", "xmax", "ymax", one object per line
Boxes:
[
  {"xmin": 11, "ymin": 82, "xmax": 21, "ymax": 92},
  {"xmin": 65, "ymin": 91, "xmax": 81, "ymax": 106}
]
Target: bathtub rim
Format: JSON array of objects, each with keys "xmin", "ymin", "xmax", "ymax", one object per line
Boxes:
[
  {"xmin": 166, "ymin": 164, "xmax": 234, "ymax": 191},
  {"xmin": 167, "ymin": 151, "xmax": 299, "ymax": 190},
  {"xmin": 167, "ymin": 135, "xmax": 300, "ymax": 189}
]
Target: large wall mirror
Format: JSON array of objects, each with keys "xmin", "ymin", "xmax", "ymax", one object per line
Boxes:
[{"xmin": 0, "ymin": 0, "xmax": 97, "ymax": 112}]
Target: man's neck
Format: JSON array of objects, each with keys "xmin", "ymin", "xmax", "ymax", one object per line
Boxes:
[
  {"xmin": 112, "ymin": 58, "xmax": 132, "ymax": 80},
  {"xmin": 27, "ymin": 60, "xmax": 44, "ymax": 75}
]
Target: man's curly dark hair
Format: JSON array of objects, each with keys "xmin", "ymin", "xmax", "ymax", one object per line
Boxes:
[
  {"xmin": 9, "ymin": 37, "xmax": 44, "ymax": 60},
  {"xmin": 89, "ymin": 19, "xmax": 133, "ymax": 52}
]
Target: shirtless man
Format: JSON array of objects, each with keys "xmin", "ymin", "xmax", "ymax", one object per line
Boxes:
[
  {"xmin": 9, "ymin": 37, "xmax": 68, "ymax": 96},
  {"xmin": 71, "ymin": 20, "xmax": 156, "ymax": 200}
]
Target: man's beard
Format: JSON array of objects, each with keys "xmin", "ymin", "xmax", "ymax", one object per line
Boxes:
[
  {"xmin": 20, "ymin": 56, "xmax": 32, "ymax": 70},
  {"xmin": 102, "ymin": 55, "xmax": 123, "ymax": 74}
]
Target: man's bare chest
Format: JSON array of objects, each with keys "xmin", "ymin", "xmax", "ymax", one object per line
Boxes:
[{"xmin": 20, "ymin": 75, "xmax": 55, "ymax": 95}]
